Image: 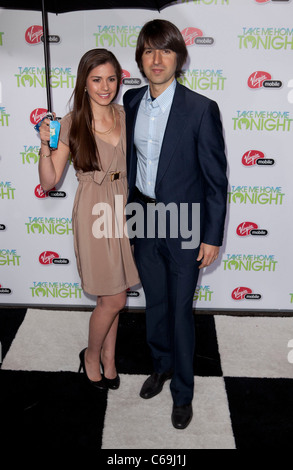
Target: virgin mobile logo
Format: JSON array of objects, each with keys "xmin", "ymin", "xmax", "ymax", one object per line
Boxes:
[
  {"xmin": 231, "ymin": 287, "xmax": 261, "ymax": 301},
  {"xmin": 39, "ymin": 251, "xmax": 69, "ymax": 265},
  {"xmin": 248, "ymin": 71, "xmax": 282, "ymax": 89},
  {"xmin": 236, "ymin": 222, "xmax": 268, "ymax": 237},
  {"xmin": 30, "ymin": 108, "xmax": 47, "ymax": 125},
  {"xmin": 39, "ymin": 251, "xmax": 59, "ymax": 264},
  {"xmin": 25, "ymin": 25, "xmax": 43, "ymax": 44},
  {"xmin": 181, "ymin": 27, "xmax": 214, "ymax": 46},
  {"xmin": 242, "ymin": 150, "xmax": 275, "ymax": 166},
  {"xmin": 121, "ymin": 70, "xmax": 141, "ymax": 86},
  {"xmin": 0, "ymin": 284, "xmax": 12, "ymax": 294},
  {"xmin": 34, "ymin": 184, "xmax": 66, "ymax": 199},
  {"xmin": 25, "ymin": 25, "xmax": 60, "ymax": 44},
  {"xmin": 255, "ymin": 0, "xmax": 291, "ymax": 3}
]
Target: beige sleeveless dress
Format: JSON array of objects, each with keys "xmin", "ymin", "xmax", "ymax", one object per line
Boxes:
[{"xmin": 59, "ymin": 104, "xmax": 140, "ymax": 296}]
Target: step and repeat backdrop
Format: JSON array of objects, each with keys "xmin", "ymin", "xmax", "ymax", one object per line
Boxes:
[{"xmin": 1, "ymin": 0, "xmax": 293, "ymax": 310}]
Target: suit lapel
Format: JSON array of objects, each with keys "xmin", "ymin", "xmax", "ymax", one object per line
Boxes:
[
  {"xmin": 127, "ymin": 86, "xmax": 148, "ymax": 141},
  {"xmin": 155, "ymin": 83, "xmax": 188, "ymax": 191},
  {"xmin": 127, "ymin": 87, "xmax": 147, "ymax": 189}
]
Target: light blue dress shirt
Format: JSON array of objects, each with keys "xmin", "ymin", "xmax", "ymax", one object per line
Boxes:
[{"xmin": 134, "ymin": 79, "xmax": 176, "ymax": 198}]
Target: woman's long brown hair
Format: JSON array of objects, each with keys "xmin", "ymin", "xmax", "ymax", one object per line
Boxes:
[{"xmin": 69, "ymin": 49, "xmax": 122, "ymax": 172}]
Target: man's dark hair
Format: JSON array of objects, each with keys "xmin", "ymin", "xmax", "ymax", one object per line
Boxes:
[{"xmin": 135, "ymin": 19, "xmax": 188, "ymax": 79}]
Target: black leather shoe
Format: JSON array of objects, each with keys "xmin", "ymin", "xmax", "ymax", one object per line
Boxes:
[
  {"xmin": 100, "ymin": 362, "xmax": 120, "ymax": 390},
  {"xmin": 78, "ymin": 349, "xmax": 108, "ymax": 391},
  {"xmin": 171, "ymin": 403, "xmax": 193, "ymax": 430},
  {"xmin": 140, "ymin": 371, "xmax": 173, "ymax": 399},
  {"xmin": 103, "ymin": 374, "xmax": 120, "ymax": 390}
]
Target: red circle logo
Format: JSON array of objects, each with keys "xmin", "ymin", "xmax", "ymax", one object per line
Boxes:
[
  {"xmin": 30, "ymin": 108, "xmax": 48, "ymax": 125},
  {"xmin": 181, "ymin": 27, "xmax": 203, "ymax": 46},
  {"xmin": 248, "ymin": 71, "xmax": 272, "ymax": 89},
  {"xmin": 25, "ymin": 25, "xmax": 43, "ymax": 44},
  {"xmin": 39, "ymin": 251, "xmax": 60, "ymax": 265},
  {"xmin": 232, "ymin": 287, "xmax": 253, "ymax": 301},
  {"xmin": 242, "ymin": 150, "xmax": 265, "ymax": 166}
]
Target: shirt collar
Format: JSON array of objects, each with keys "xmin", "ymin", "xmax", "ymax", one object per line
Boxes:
[{"xmin": 145, "ymin": 79, "xmax": 177, "ymax": 113}]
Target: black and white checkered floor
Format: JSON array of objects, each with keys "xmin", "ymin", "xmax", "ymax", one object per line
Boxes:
[{"xmin": 1, "ymin": 307, "xmax": 293, "ymax": 453}]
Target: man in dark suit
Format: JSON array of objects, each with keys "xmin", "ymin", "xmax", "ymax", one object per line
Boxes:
[{"xmin": 123, "ymin": 19, "xmax": 228, "ymax": 429}]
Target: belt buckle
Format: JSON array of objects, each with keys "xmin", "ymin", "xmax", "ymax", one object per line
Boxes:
[
  {"xmin": 110, "ymin": 172, "xmax": 120, "ymax": 182},
  {"xmin": 148, "ymin": 199, "xmax": 156, "ymax": 206}
]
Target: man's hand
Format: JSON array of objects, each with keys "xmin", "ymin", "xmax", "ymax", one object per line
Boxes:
[{"xmin": 197, "ymin": 243, "xmax": 219, "ymax": 269}]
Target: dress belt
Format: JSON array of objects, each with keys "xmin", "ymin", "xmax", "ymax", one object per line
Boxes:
[
  {"xmin": 77, "ymin": 170, "xmax": 126, "ymax": 183},
  {"xmin": 134, "ymin": 186, "xmax": 157, "ymax": 205}
]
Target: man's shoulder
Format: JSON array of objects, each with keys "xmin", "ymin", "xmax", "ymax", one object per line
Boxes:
[
  {"xmin": 176, "ymin": 82, "xmax": 219, "ymax": 114},
  {"xmin": 177, "ymin": 82, "xmax": 213, "ymax": 104},
  {"xmin": 123, "ymin": 86, "xmax": 147, "ymax": 105}
]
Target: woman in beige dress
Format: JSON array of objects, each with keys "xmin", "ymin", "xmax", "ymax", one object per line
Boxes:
[{"xmin": 38, "ymin": 49, "xmax": 139, "ymax": 391}]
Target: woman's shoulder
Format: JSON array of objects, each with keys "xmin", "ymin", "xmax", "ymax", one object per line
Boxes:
[
  {"xmin": 113, "ymin": 103, "xmax": 124, "ymax": 116},
  {"xmin": 60, "ymin": 112, "xmax": 72, "ymax": 126},
  {"xmin": 59, "ymin": 112, "xmax": 72, "ymax": 145}
]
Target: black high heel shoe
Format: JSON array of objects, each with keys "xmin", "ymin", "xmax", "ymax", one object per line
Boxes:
[
  {"xmin": 78, "ymin": 348, "xmax": 108, "ymax": 391},
  {"xmin": 100, "ymin": 362, "xmax": 120, "ymax": 390}
]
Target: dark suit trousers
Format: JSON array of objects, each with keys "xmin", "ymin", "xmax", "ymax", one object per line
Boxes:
[{"xmin": 133, "ymin": 202, "xmax": 200, "ymax": 406}]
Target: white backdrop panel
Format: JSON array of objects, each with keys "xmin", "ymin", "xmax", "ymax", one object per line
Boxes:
[{"xmin": 0, "ymin": 0, "xmax": 292, "ymax": 310}]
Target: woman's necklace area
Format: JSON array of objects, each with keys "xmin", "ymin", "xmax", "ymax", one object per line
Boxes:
[{"xmin": 93, "ymin": 105, "xmax": 116, "ymax": 136}]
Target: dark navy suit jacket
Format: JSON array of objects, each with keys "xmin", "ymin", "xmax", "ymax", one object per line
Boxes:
[{"xmin": 123, "ymin": 81, "xmax": 228, "ymax": 262}]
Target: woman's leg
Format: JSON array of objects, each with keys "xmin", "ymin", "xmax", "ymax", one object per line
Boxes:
[{"xmin": 84, "ymin": 290, "xmax": 126, "ymax": 381}]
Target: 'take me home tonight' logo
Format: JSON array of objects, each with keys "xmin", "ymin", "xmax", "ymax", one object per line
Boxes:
[
  {"xmin": 30, "ymin": 281, "xmax": 82, "ymax": 299},
  {"xmin": 223, "ymin": 254, "xmax": 277, "ymax": 272},
  {"xmin": 20, "ymin": 146, "xmax": 40, "ymax": 165},
  {"xmin": 0, "ymin": 249, "xmax": 21, "ymax": 267},
  {"xmin": 25, "ymin": 217, "xmax": 72, "ymax": 235},
  {"xmin": 15, "ymin": 66, "xmax": 75, "ymax": 89},
  {"xmin": 0, "ymin": 107, "xmax": 10, "ymax": 127},
  {"xmin": 0, "ymin": 182, "xmax": 16, "ymax": 200},
  {"xmin": 93, "ymin": 25, "xmax": 141, "ymax": 48},
  {"xmin": 232, "ymin": 111, "xmax": 293, "ymax": 131},
  {"xmin": 228, "ymin": 186, "xmax": 285, "ymax": 205},
  {"xmin": 238, "ymin": 27, "xmax": 293, "ymax": 50},
  {"xmin": 194, "ymin": 285, "xmax": 214, "ymax": 302},
  {"xmin": 179, "ymin": 69, "xmax": 227, "ymax": 91}
]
